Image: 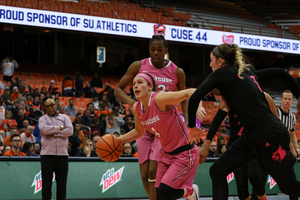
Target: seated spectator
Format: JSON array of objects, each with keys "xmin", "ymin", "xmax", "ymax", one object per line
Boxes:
[
  {"xmin": 16, "ymin": 93, "xmax": 25, "ymax": 106},
  {"xmin": 3, "ymin": 127, "xmax": 21, "ymax": 146},
  {"xmin": 54, "ymin": 97, "xmax": 60, "ymax": 111},
  {"xmin": 91, "ymin": 95, "xmax": 100, "ymax": 110},
  {"xmin": 2, "ymin": 145, "xmax": 11, "ymax": 155},
  {"xmin": 207, "ymin": 141, "xmax": 219, "ymax": 157},
  {"xmin": 29, "ymin": 95, "xmax": 43, "ymax": 120},
  {"xmin": 98, "ymin": 113, "xmax": 107, "ymax": 136},
  {"xmin": 9, "ymin": 77, "xmax": 19, "ymax": 93},
  {"xmin": 30, "ymin": 142, "xmax": 40, "ymax": 156},
  {"xmin": 40, "ymin": 86, "xmax": 47, "ymax": 96},
  {"xmin": 19, "ymin": 79, "xmax": 32, "ymax": 96},
  {"xmin": 73, "ymin": 113, "xmax": 84, "ymax": 125},
  {"xmin": 32, "ymin": 88, "xmax": 40, "ymax": 99},
  {"xmin": 0, "ymin": 130, "xmax": 4, "ymax": 143},
  {"xmin": 68, "ymin": 133, "xmax": 80, "ymax": 156},
  {"xmin": 0, "ymin": 141, "xmax": 4, "ymax": 156},
  {"xmin": 111, "ymin": 99, "xmax": 126, "ymax": 115},
  {"xmin": 24, "ymin": 93, "xmax": 32, "ymax": 116},
  {"xmin": 83, "ymin": 81, "xmax": 97, "ymax": 98},
  {"xmin": 218, "ymin": 144, "xmax": 227, "ymax": 156},
  {"xmin": 81, "ymin": 109, "xmax": 92, "ymax": 127},
  {"xmin": 99, "ymin": 84, "xmax": 115, "ymax": 104},
  {"xmin": 91, "ymin": 117, "xmax": 100, "ymax": 132},
  {"xmin": 20, "ymin": 125, "xmax": 36, "ymax": 144},
  {"xmin": 217, "ymin": 135, "xmax": 226, "ymax": 151},
  {"xmin": 49, "ymin": 80, "xmax": 60, "ymax": 96},
  {"xmin": 39, "ymin": 95, "xmax": 46, "ymax": 112},
  {"xmin": 90, "ymin": 72, "xmax": 103, "ymax": 88},
  {"xmin": 2, "ymin": 123, "xmax": 11, "ymax": 137},
  {"xmin": 87, "ymin": 103, "xmax": 96, "ymax": 118},
  {"xmin": 99, "ymin": 94, "xmax": 111, "ymax": 110},
  {"xmin": 62, "ymin": 75, "xmax": 74, "ymax": 97},
  {"xmin": 11, "ymin": 100, "xmax": 21, "ymax": 119},
  {"xmin": 113, "ymin": 131, "xmax": 120, "ymax": 138},
  {"xmin": 1, "ymin": 87, "xmax": 13, "ymax": 108},
  {"xmin": 75, "ymin": 139, "xmax": 98, "ymax": 157},
  {"xmin": 91, "ymin": 135, "xmax": 101, "ymax": 150},
  {"xmin": 21, "ymin": 142, "xmax": 33, "ymax": 156},
  {"xmin": 59, "ymin": 106, "xmax": 66, "ymax": 115},
  {"xmin": 75, "ymin": 71, "xmax": 83, "ymax": 97},
  {"xmin": 105, "ymin": 110, "xmax": 125, "ymax": 135},
  {"xmin": 121, "ymin": 142, "xmax": 133, "ymax": 157},
  {"xmin": 74, "ymin": 123, "xmax": 86, "ymax": 149},
  {"xmin": 64, "ymin": 99, "xmax": 77, "ymax": 118},
  {"xmin": 16, "ymin": 109, "xmax": 31, "ymax": 129},
  {"xmin": 33, "ymin": 123, "xmax": 41, "ymax": 147},
  {"xmin": 94, "ymin": 104, "xmax": 111, "ymax": 118},
  {"xmin": 44, "ymin": 91, "xmax": 52, "ymax": 100},
  {"xmin": 122, "ymin": 115, "xmax": 135, "ymax": 133},
  {"xmin": 10, "ymin": 86, "xmax": 21, "ymax": 102},
  {"xmin": 0, "ymin": 97, "xmax": 6, "ymax": 120},
  {"xmin": 3, "ymin": 110, "xmax": 18, "ymax": 128},
  {"xmin": 21, "ymin": 120, "xmax": 30, "ymax": 131},
  {"xmin": 3, "ymin": 134, "xmax": 25, "ymax": 156}
]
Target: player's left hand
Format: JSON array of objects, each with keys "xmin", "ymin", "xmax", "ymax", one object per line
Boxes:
[
  {"xmin": 188, "ymin": 127, "xmax": 203, "ymax": 145},
  {"xmin": 196, "ymin": 105, "xmax": 207, "ymax": 122}
]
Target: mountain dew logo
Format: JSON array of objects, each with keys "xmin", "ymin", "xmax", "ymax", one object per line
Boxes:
[
  {"xmin": 31, "ymin": 171, "xmax": 55, "ymax": 194},
  {"xmin": 100, "ymin": 166, "xmax": 124, "ymax": 193},
  {"xmin": 268, "ymin": 175, "xmax": 277, "ymax": 189},
  {"xmin": 226, "ymin": 172, "xmax": 234, "ymax": 183}
]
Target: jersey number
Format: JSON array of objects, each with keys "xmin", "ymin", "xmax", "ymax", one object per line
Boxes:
[{"xmin": 157, "ymin": 84, "xmax": 167, "ymax": 92}]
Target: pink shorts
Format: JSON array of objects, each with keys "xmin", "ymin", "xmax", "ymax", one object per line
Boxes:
[
  {"xmin": 155, "ymin": 146, "xmax": 199, "ymax": 190},
  {"xmin": 136, "ymin": 130, "xmax": 162, "ymax": 164}
]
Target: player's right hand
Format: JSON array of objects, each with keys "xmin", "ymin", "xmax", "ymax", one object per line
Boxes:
[
  {"xmin": 187, "ymin": 127, "xmax": 203, "ymax": 145},
  {"xmin": 196, "ymin": 105, "xmax": 207, "ymax": 122},
  {"xmin": 199, "ymin": 146, "xmax": 209, "ymax": 165}
]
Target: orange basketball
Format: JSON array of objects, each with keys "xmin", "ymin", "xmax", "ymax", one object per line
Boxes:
[{"xmin": 95, "ymin": 134, "xmax": 123, "ymax": 162}]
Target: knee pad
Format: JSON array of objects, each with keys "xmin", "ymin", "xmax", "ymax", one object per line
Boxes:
[{"xmin": 157, "ymin": 183, "xmax": 184, "ymax": 200}]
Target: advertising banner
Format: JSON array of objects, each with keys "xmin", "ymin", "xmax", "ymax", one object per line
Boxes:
[{"xmin": 1, "ymin": 5, "xmax": 300, "ymax": 54}]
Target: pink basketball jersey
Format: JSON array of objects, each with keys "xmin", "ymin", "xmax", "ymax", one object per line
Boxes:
[
  {"xmin": 136, "ymin": 92, "xmax": 189, "ymax": 152},
  {"xmin": 138, "ymin": 58, "xmax": 178, "ymax": 92}
]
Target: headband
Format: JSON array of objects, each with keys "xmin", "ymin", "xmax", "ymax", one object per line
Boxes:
[
  {"xmin": 213, "ymin": 46, "xmax": 226, "ymax": 60},
  {"xmin": 135, "ymin": 73, "xmax": 153, "ymax": 88}
]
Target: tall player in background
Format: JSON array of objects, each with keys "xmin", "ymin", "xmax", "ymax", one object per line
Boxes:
[
  {"xmin": 119, "ymin": 73, "xmax": 199, "ymax": 200},
  {"xmin": 115, "ymin": 35, "xmax": 189, "ymax": 200}
]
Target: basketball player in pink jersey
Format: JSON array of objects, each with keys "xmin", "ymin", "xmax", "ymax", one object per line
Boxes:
[
  {"xmin": 115, "ymin": 35, "xmax": 189, "ymax": 200},
  {"xmin": 119, "ymin": 73, "xmax": 200, "ymax": 200}
]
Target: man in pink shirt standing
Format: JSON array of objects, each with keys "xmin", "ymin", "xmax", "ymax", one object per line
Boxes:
[{"xmin": 39, "ymin": 98, "xmax": 73, "ymax": 200}]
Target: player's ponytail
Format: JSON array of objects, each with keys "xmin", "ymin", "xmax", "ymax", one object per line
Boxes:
[{"xmin": 232, "ymin": 44, "xmax": 245, "ymax": 79}]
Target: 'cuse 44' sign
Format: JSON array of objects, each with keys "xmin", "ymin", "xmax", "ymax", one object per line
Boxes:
[{"xmin": 100, "ymin": 166, "xmax": 125, "ymax": 193}]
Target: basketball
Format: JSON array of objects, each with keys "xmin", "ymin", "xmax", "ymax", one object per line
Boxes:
[{"xmin": 95, "ymin": 134, "xmax": 123, "ymax": 162}]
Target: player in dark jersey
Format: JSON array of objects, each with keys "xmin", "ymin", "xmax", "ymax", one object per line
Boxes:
[{"xmin": 188, "ymin": 44, "xmax": 300, "ymax": 200}]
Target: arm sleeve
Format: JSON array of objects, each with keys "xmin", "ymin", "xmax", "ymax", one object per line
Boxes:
[
  {"xmin": 188, "ymin": 72, "xmax": 222, "ymax": 128},
  {"xmin": 254, "ymin": 68, "xmax": 300, "ymax": 99},
  {"xmin": 206, "ymin": 109, "xmax": 228, "ymax": 140}
]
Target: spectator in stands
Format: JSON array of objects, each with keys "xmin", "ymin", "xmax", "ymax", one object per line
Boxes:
[
  {"xmin": 1, "ymin": 56, "xmax": 18, "ymax": 83},
  {"xmin": 74, "ymin": 123, "xmax": 85, "ymax": 149},
  {"xmin": 207, "ymin": 141, "xmax": 219, "ymax": 157},
  {"xmin": 76, "ymin": 139, "xmax": 97, "ymax": 157},
  {"xmin": 113, "ymin": 131, "xmax": 120, "ymax": 138},
  {"xmin": 39, "ymin": 95, "xmax": 46, "ymax": 112},
  {"xmin": 44, "ymin": 91, "xmax": 52, "ymax": 101},
  {"xmin": 55, "ymin": 97, "xmax": 60, "ymax": 111},
  {"xmin": 91, "ymin": 95, "xmax": 100, "ymax": 110},
  {"xmin": 90, "ymin": 72, "xmax": 103, "ymax": 88},
  {"xmin": 3, "ymin": 110, "xmax": 18, "ymax": 128},
  {"xmin": 19, "ymin": 80, "xmax": 32, "ymax": 96},
  {"xmin": 81, "ymin": 109, "xmax": 92, "ymax": 127},
  {"xmin": 99, "ymin": 94, "xmax": 111, "ymax": 110},
  {"xmin": 62, "ymin": 75, "xmax": 74, "ymax": 97},
  {"xmin": 3, "ymin": 134, "xmax": 25, "ymax": 156},
  {"xmin": 73, "ymin": 113, "xmax": 84, "ymax": 125},
  {"xmin": 49, "ymin": 80, "xmax": 60, "ymax": 96},
  {"xmin": 33, "ymin": 123, "xmax": 41, "ymax": 147},
  {"xmin": 0, "ymin": 79, "xmax": 4, "ymax": 91},
  {"xmin": 40, "ymin": 87, "xmax": 47, "ymax": 96},
  {"xmin": 32, "ymin": 88, "xmax": 40, "ymax": 99},
  {"xmin": 83, "ymin": 81, "xmax": 97, "ymax": 98},
  {"xmin": 105, "ymin": 110, "xmax": 125, "ymax": 135},
  {"xmin": 2, "ymin": 145, "xmax": 11, "ymax": 155},
  {"xmin": 29, "ymin": 95, "xmax": 43, "ymax": 120},
  {"xmin": 99, "ymin": 83, "xmax": 115, "ymax": 103},
  {"xmin": 218, "ymin": 144, "xmax": 227, "ymax": 156},
  {"xmin": 16, "ymin": 109, "xmax": 31, "ymax": 129},
  {"xmin": 11, "ymin": 100, "xmax": 20, "ymax": 119},
  {"xmin": 24, "ymin": 93, "xmax": 32, "ymax": 116},
  {"xmin": 40, "ymin": 94, "xmax": 45, "ymax": 103},
  {"xmin": 1, "ymin": 87, "xmax": 13, "ymax": 108},
  {"xmin": 98, "ymin": 113, "xmax": 107, "ymax": 136},
  {"xmin": 31, "ymin": 142, "xmax": 40, "ymax": 156},
  {"xmin": 64, "ymin": 99, "xmax": 77, "ymax": 118},
  {"xmin": 59, "ymin": 106, "xmax": 65, "ymax": 115},
  {"xmin": 112, "ymin": 98, "xmax": 126, "ymax": 115},
  {"xmin": 75, "ymin": 71, "xmax": 83, "ymax": 97},
  {"xmin": 0, "ymin": 97, "xmax": 6, "ymax": 120},
  {"xmin": 122, "ymin": 142, "xmax": 133, "ymax": 157},
  {"xmin": 10, "ymin": 86, "xmax": 21, "ymax": 102},
  {"xmin": 3, "ymin": 127, "xmax": 21, "ymax": 147},
  {"xmin": 122, "ymin": 115, "xmax": 135, "ymax": 133},
  {"xmin": 0, "ymin": 141, "xmax": 4, "ymax": 156},
  {"xmin": 91, "ymin": 117, "xmax": 100, "ymax": 132},
  {"xmin": 68, "ymin": 133, "xmax": 80, "ymax": 156},
  {"xmin": 17, "ymin": 93, "xmax": 25, "ymax": 106},
  {"xmin": 21, "ymin": 142, "xmax": 33, "ymax": 156},
  {"xmin": 20, "ymin": 125, "xmax": 36, "ymax": 144},
  {"xmin": 9, "ymin": 77, "xmax": 19, "ymax": 93},
  {"xmin": 91, "ymin": 135, "xmax": 100, "ymax": 150},
  {"xmin": 2, "ymin": 123, "xmax": 11, "ymax": 137},
  {"xmin": 87, "ymin": 103, "xmax": 96, "ymax": 118},
  {"xmin": 217, "ymin": 135, "xmax": 226, "ymax": 152},
  {"xmin": 95, "ymin": 104, "xmax": 111, "ymax": 118},
  {"xmin": 22, "ymin": 120, "xmax": 30, "ymax": 130},
  {"xmin": 0, "ymin": 130, "xmax": 4, "ymax": 143}
]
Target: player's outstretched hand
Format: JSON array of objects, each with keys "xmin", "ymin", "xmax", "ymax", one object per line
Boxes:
[
  {"xmin": 196, "ymin": 105, "xmax": 207, "ymax": 122},
  {"xmin": 199, "ymin": 145, "xmax": 209, "ymax": 165},
  {"xmin": 188, "ymin": 127, "xmax": 203, "ymax": 145}
]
